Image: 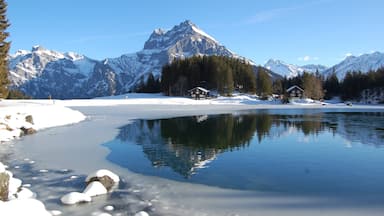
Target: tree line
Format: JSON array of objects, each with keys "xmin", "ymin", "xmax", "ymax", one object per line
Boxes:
[
  {"xmin": 280, "ymin": 67, "xmax": 384, "ymax": 102},
  {"xmin": 160, "ymin": 55, "xmax": 258, "ymax": 96},
  {"xmin": 139, "ymin": 54, "xmax": 384, "ymax": 102}
]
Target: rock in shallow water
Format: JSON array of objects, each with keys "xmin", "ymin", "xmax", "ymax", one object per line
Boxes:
[{"xmin": 86, "ymin": 169, "xmax": 120, "ymax": 191}]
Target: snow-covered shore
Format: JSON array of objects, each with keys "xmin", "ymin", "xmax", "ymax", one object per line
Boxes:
[
  {"xmin": 0, "ymin": 100, "xmax": 86, "ymax": 215},
  {"xmin": 0, "ymin": 100, "xmax": 86, "ymax": 142}
]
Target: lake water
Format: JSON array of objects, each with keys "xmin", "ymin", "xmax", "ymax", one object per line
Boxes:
[{"xmin": 104, "ymin": 109, "xmax": 384, "ymax": 196}]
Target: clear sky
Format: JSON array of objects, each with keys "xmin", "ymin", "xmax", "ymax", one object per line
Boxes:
[{"xmin": 7, "ymin": 0, "xmax": 384, "ymax": 66}]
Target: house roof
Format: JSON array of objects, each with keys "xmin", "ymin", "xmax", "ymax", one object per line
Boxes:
[
  {"xmin": 188, "ymin": 87, "xmax": 210, "ymax": 93},
  {"xmin": 286, "ymin": 85, "xmax": 304, "ymax": 92}
]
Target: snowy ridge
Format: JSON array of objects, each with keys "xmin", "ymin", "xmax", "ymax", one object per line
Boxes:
[
  {"xmin": 264, "ymin": 59, "xmax": 327, "ymax": 78},
  {"xmin": 323, "ymin": 52, "xmax": 384, "ymax": 79}
]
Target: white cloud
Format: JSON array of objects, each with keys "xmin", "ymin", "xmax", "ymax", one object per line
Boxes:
[{"xmin": 297, "ymin": 56, "xmax": 319, "ymax": 62}]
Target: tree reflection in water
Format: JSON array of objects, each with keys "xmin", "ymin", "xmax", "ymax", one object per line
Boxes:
[{"xmin": 114, "ymin": 112, "xmax": 384, "ymax": 178}]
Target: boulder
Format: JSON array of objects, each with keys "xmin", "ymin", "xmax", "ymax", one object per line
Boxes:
[
  {"xmin": 20, "ymin": 127, "xmax": 37, "ymax": 136},
  {"xmin": 25, "ymin": 115, "xmax": 34, "ymax": 125},
  {"xmin": 0, "ymin": 172, "xmax": 9, "ymax": 201},
  {"xmin": 85, "ymin": 169, "xmax": 119, "ymax": 191}
]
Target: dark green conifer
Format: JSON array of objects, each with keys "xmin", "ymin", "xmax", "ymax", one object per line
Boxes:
[{"xmin": 0, "ymin": 0, "xmax": 10, "ymax": 98}]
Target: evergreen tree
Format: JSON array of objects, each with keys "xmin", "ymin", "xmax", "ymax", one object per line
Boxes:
[
  {"xmin": 0, "ymin": 0, "xmax": 10, "ymax": 98},
  {"xmin": 256, "ymin": 67, "xmax": 272, "ymax": 98},
  {"xmin": 323, "ymin": 72, "xmax": 340, "ymax": 99},
  {"xmin": 302, "ymin": 72, "xmax": 324, "ymax": 100}
]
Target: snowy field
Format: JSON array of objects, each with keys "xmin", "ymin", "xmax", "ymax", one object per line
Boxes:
[{"xmin": 1, "ymin": 93, "xmax": 384, "ymax": 216}]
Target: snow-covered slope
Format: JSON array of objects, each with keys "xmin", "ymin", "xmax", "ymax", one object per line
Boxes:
[
  {"xmin": 323, "ymin": 52, "xmax": 384, "ymax": 80},
  {"xmin": 9, "ymin": 20, "xmax": 268, "ymax": 99},
  {"xmin": 9, "ymin": 46, "xmax": 100, "ymax": 99},
  {"xmin": 264, "ymin": 59, "xmax": 327, "ymax": 78}
]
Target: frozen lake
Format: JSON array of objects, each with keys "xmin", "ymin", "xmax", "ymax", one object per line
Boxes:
[{"xmin": 4, "ymin": 105, "xmax": 384, "ymax": 216}]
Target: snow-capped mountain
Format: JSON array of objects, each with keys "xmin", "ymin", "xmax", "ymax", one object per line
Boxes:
[
  {"xmin": 9, "ymin": 20, "xmax": 271, "ymax": 99},
  {"xmin": 9, "ymin": 46, "xmax": 105, "ymax": 98},
  {"xmin": 264, "ymin": 59, "xmax": 327, "ymax": 78},
  {"xmin": 323, "ymin": 52, "xmax": 384, "ymax": 79},
  {"xmin": 103, "ymin": 20, "xmax": 241, "ymax": 93}
]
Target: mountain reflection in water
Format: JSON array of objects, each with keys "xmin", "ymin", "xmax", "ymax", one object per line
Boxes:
[{"xmin": 108, "ymin": 112, "xmax": 384, "ymax": 177}]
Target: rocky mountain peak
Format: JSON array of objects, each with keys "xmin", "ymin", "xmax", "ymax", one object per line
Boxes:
[{"xmin": 143, "ymin": 20, "xmax": 218, "ymax": 50}]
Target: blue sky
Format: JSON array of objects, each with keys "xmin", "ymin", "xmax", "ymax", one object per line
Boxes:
[{"xmin": 7, "ymin": 0, "xmax": 384, "ymax": 66}]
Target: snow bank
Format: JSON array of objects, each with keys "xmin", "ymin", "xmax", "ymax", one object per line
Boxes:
[
  {"xmin": 0, "ymin": 100, "xmax": 86, "ymax": 142},
  {"xmin": 0, "ymin": 198, "xmax": 52, "ymax": 216}
]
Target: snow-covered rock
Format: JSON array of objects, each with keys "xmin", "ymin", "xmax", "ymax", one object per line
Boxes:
[
  {"xmin": 86, "ymin": 169, "xmax": 120, "ymax": 191},
  {"xmin": 104, "ymin": 205, "xmax": 114, "ymax": 211},
  {"xmin": 60, "ymin": 192, "xmax": 92, "ymax": 205},
  {"xmin": 134, "ymin": 211, "xmax": 150, "ymax": 216},
  {"xmin": 83, "ymin": 181, "xmax": 108, "ymax": 197},
  {"xmin": 14, "ymin": 187, "xmax": 35, "ymax": 199},
  {"xmin": 86, "ymin": 169, "xmax": 120, "ymax": 183}
]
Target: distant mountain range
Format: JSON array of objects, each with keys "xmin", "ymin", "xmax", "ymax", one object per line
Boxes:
[
  {"xmin": 264, "ymin": 59, "xmax": 328, "ymax": 78},
  {"xmin": 264, "ymin": 51, "xmax": 384, "ymax": 79},
  {"xmin": 8, "ymin": 20, "xmax": 384, "ymax": 98},
  {"xmin": 9, "ymin": 21, "xmax": 280, "ymax": 99}
]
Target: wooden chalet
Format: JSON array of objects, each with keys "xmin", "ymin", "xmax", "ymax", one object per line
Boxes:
[
  {"xmin": 286, "ymin": 85, "xmax": 304, "ymax": 99},
  {"xmin": 188, "ymin": 87, "xmax": 210, "ymax": 100}
]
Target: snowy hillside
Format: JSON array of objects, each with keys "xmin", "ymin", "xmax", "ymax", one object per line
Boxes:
[
  {"xmin": 264, "ymin": 59, "xmax": 327, "ymax": 78},
  {"xmin": 9, "ymin": 20, "xmax": 268, "ymax": 99},
  {"xmin": 8, "ymin": 46, "xmax": 101, "ymax": 99},
  {"xmin": 323, "ymin": 52, "xmax": 384, "ymax": 79}
]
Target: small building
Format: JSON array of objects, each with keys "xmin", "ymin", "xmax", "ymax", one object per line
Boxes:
[
  {"xmin": 188, "ymin": 87, "xmax": 210, "ymax": 100},
  {"xmin": 286, "ymin": 85, "xmax": 304, "ymax": 99}
]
